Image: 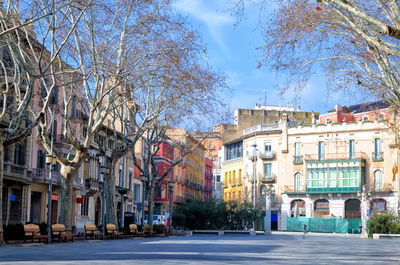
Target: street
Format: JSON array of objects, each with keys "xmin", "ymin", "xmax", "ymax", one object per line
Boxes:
[{"xmin": 0, "ymin": 233, "xmax": 399, "ymax": 264}]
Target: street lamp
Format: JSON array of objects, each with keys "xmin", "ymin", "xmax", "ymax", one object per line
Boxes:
[
  {"xmin": 140, "ymin": 174, "xmax": 148, "ymax": 226},
  {"xmin": 251, "ymin": 144, "xmax": 257, "ymax": 209},
  {"xmin": 168, "ymin": 180, "xmax": 175, "ymax": 234},
  {"xmin": 100, "ymin": 165, "xmax": 110, "ymax": 234},
  {"xmin": 357, "ymin": 184, "xmax": 370, "ymax": 238},
  {"xmin": 46, "ymin": 154, "xmax": 56, "ymax": 242},
  {"xmin": 262, "ymin": 184, "xmax": 274, "ymax": 235}
]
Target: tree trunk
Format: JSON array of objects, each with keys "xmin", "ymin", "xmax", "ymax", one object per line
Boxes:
[
  {"xmin": 0, "ymin": 141, "xmax": 4, "ymax": 244},
  {"xmin": 58, "ymin": 174, "xmax": 74, "ymax": 230},
  {"xmin": 105, "ymin": 160, "xmax": 117, "ymax": 225},
  {"xmin": 147, "ymin": 179, "xmax": 155, "ymax": 233}
]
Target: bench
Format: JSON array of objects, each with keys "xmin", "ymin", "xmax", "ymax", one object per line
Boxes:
[
  {"xmin": 144, "ymin": 224, "xmax": 156, "ymax": 237},
  {"xmin": 24, "ymin": 224, "xmax": 48, "ymax": 243},
  {"xmin": 129, "ymin": 224, "xmax": 144, "ymax": 237},
  {"xmin": 106, "ymin": 224, "xmax": 123, "ymax": 239},
  {"xmin": 84, "ymin": 224, "xmax": 103, "ymax": 239},
  {"xmin": 51, "ymin": 224, "xmax": 73, "ymax": 242}
]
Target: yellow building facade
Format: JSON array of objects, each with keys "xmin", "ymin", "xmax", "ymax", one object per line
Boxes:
[{"xmin": 222, "ymin": 158, "xmax": 244, "ymax": 202}]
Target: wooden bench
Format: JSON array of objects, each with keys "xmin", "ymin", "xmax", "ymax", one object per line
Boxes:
[
  {"xmin": 24, "ymin": 224, "xmax": 48, "ymax": 243},
  {"xmin": 144, "ymin": 224, "xmax": 156, "ymax": 237},
  {"xmin": 84, "ymin": 224, "xmax": 103, "ymax": 239},
  {"xmin": 106, "ymin": 224, "xmax": 123, "ymax": 239},
  {"xmin": 51, "ymin": 224, "xmax": 73, "ymax": 243},
  {"xmin": 129, "ymin": 224, "xmax": 144, "ymax": 237}
]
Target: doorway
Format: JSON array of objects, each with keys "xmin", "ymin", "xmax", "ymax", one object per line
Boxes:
[{"xmin": 345, "ymin": 199, "xmax": 361, "ymax": 219}]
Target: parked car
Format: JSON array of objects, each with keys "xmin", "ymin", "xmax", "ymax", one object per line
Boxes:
[{"xmin": 144, "ymin": 215, "xmax": 166, "ymax": 225}]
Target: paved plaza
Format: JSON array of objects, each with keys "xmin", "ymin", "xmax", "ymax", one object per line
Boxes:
[{"xmin": 0, "ymin": 233, "xmax": 399, "ymax": 264}]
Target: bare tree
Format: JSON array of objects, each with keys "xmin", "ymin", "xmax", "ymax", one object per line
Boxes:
[
  {"xmin": 35, "ymin": 0, "xmax": 180, "ymax": 230},
  {"xmin": 232, "ymin": 0, "xmax": 400, "ymax": 108},
  {"xmin": 0, "ymin": 0, "xmax": 92, "ymax": 243}
]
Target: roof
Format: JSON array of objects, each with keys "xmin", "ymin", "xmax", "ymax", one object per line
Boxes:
[{"xmin": 346, "ymin": 100, "xmax": 390, "ymax": 114}]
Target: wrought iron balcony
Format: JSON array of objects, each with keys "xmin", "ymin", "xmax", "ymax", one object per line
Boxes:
[
  {"xmin": 293, "ymin": 155, "xmax": 303, "ymax": 165},
  {"xmin": 261, "ymin": 174, "xmax": 276, "ymax": 183},
  {"xmin": 31, "ymin": 168, "xmax": 62, "ymax": 185},
  {"xmin": 372, "ymin": 152, "xmax": 384, "ymax": 162},
  {"xmin": 260, "ymin": 151, "xmax": 276, "ymax": 160}
]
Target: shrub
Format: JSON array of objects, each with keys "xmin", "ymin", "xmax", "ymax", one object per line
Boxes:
[
  {"xmin": 367, "ymin": 211, "xmax": 396, "ymax": 237},
  {"xmin": 3, "ymin": 223, "xmax": 25, "ymax": 241},
  {"xmin": 153, "ymin": 224, "xmax": 165, "ymax": 234}
]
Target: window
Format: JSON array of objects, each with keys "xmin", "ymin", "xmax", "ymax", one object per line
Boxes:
[
  {"xmin": 238, "ymin": 169, "xmax": 242, "ymax": 184},
  {"xmin": 264, "ymin": 163, "xmax": 272, "ymax": 179},
  {"xmin": 374, "ymin": 138, "xmax": 382, "ymax": 159},
  {"xmin": 71, "ymin": 95, "xmax": 77, "ymax": 118},
  {"xmin": 233, "ymin": 171, "xmax": 236, "ymax": 184},
  {"xmin": 128, "ymin": 171, "xmax": 133, "ymax": 191},
  {"xmin": 52, "ymin": 86, "xmax": 58, "ymax": 105},
  {"xmin": 374, "ymin": 170, "xmax": 383, "ymax": 191},
  {"xmin": 294, "ymin": 173, "xmax": 302, "ymax": 192},
  {"xmin": 225, "ymin": 141, "xmax": 243, "ymax": 160},
  {"xmin": 161, "ymin": 184, "xmax": 166, "ymax": 198},
  {"xmin": 134, "ymin": 184, "xmax": 140, "ymax": 202},
  {"xmin": 14, "ymin": 142, "xmax": 26, "ymax": 166},
  {"xmin": 264, "ymin": 143, "xmax": 272, "ymax": 155},
  {"xmin": 338, "ymin": 167, "xmax": 359, "ymax": 187},
  {"xmin": 318, "ymin": 141, "xmax": 324, "ymax": 160},
  {"xmin": 37, "ymin": 150, "xmax": 46, "ymax": 169},
  {"xmin": 81, "ymin": 196, "xmax": 89, "ymax": 216},
  {"xmin": 308, "ymin": 168, "xmax": 327, "ymax": 188},
  {"xmin": 294, "ymin": 142, "xmax": 301, "ymax": 163},
  {"xmin": 3, "ymin": 48, "xmax": 13, "ymax": 68},
  {"xmin": 349, "ymin": 139, "xmax": 355, "ymax": 159}
]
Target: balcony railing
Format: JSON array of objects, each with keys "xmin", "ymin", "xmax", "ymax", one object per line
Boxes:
[
  {"xmin": 260, "ymin": 151, "xmax": 276, "ymax": 160},
  {"xmin": 283, "ymin": 185, "xmax": 306, "ymax": 194},
  {"xmin": 31, "ymin": 168, "xmax": 62, "ymax": 185},
  {"xmin": 306, "ymin": 185, "xmax": 362, "ymax": 194},
  {"xmin": 243, "ymin": 123, "xmax": 281, "ymax": 136},
  {"xmin": 85, "ymin": 178, "xmax": 100, "ymax": 191},
  {"xmin": 305, "ymin": 152, "xmax": 367, "ymax": 162},
  {"xmin": 372, "ymin": 152, "xmax": 384, "ymax": 162},
  {"xmin": 261, "ymin": 174, "xmax": 276, "ymax": 183},
  {"xmin": 293, "ymin": 155, "xmax": 303, "ymax": 165}
]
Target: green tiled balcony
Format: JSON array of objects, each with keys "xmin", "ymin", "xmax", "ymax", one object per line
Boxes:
[{"xmin": 306, "ymin": 185, "xmax": 362, "ymax": 194}]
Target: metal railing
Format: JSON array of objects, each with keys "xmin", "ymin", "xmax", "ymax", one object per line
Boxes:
[
  {"xmin": 304, "ymin": 152, "xmax": 367, "ymax": 161},
  {"xmin": 293, "ymin": 155, "xmax": 303, "ymax": 164},
  {"xmin": 31, "ymin": 168, "xmax": 62, "ymax": 184},
  {"xmin": 243, "ymin": 123, "xmax": 281, "ymax": 135}
]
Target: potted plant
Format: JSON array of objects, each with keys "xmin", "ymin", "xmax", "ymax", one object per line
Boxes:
[{"xmin": 119, "ymin": 187, "xmax": 129, "ymax": 195}]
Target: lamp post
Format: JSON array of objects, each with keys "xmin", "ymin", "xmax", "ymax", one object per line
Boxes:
[
  {"xmin": 100, "ymin": 165, "xmax": 110, "ymax": 235},
  {"xmin": 262, "ymin": 185, "xmax": 274, "ymax": 235},
  {"xmin": 251, "ymin": 144, "xmax": 257, "ymax": 209},
  {"xmin": 140, "ymin": 174, "xmax": 148, "ymax": 226},
  {"xmin": 168, "ymin": 180, "xmax": 175, "ymax": 233},
  {"xmin": 46, "ymin": 154, "xmax": 56, "ymax": 242},
  {"xmin": 358, "ymin": 184, "xmax": 370, "ymax": 238}
]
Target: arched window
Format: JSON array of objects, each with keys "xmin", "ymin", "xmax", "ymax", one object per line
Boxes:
[
  {"xmin": 371, "ymin": 198, "xmax": 386, "ymax": 212},
  {"xmin": 291, "ymin": 199, "xmax": 306, "ymax": 217},
  {"xmin": 314, "ymin": 199, "xmax": 330, "ymax": 217},
  {"xmin": 374, "ymin": 170, "xmax": 383, "ymax": 191},
  {"xmin": 294, "ymin": 172, "xmax": 302, "ymax": 192}
]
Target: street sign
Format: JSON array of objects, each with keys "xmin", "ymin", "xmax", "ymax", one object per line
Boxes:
[
  {"xmin": 137, "ymin": 203, "xmax": 142, "ymax": 212},
  {"xmin": 367, "ymin": 210, "xmax": 371, "ymax": 216}
]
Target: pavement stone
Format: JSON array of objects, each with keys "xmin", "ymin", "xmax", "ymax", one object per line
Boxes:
[{"xmin": 0, "ymin": 233, "xmax": 398, "ymax": 264}]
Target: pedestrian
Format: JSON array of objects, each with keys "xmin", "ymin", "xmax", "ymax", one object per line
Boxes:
[{"xmin": 303, "ymin": 224, "xmax": 307, "ymax": 234}]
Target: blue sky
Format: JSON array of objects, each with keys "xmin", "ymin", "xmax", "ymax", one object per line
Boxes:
[{"xmin": 173, "ymin": 0, "xmax": 370, "ymax": 115}]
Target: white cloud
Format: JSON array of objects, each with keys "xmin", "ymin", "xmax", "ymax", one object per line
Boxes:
[{"xmin": 173, "ymin": 0, "xmax": 234, "ymax": 54}]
